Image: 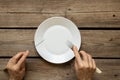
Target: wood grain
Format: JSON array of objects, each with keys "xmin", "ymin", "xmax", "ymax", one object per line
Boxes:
[
  {"xmin": 0, "ymin": 0, "xmax": 120, "ymax": 28},
  {"xmin": 0, "ymin": 0, "xmax": 119, "ymax": 79},
  {"xmin": 0, "ymin": 59, "xmax": 120, "ymax": 80},
  {"xmin": 0, "ymin": 12, "xmax": 120, "ymax": 28},
  {"xmin": 0, "ymin": 0, "xmax": 120, "ymax": 13},
  {"xmin": 0, "ymin": 13, "xmax": 64, "ymax": 28},
  {"xmin": 0, "ymin": 29, "xmax": 119, "ymax": 57},
  {"xmin": 67, "ymin": 12, "xmax": 120, "ymax": 27}
]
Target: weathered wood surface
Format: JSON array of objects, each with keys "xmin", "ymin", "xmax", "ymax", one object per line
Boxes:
[
  {"xmin": 0, "ymin": 12, "xmax": 120, "ymax": 28},
  {"xmin": 0, "ymin": 59, "xmax": 120, "ymax": 80},
  {"xmin": 0, "ymin": 0, "xmax": 120, "ymax": 13},
  {"xmin": 0, "ymin": 29, "xmax": 119, "ymax": 57},
  {"xmin": 67, "ymin": 12, "xmax": 120, "ymax": 27},
  {"xmin": 0, "ymin": 0, "xmax": 120, "ymax": 80},
  {"xmin": 0, "ymin": 0, "xmax": 120, "ymax": 28}
]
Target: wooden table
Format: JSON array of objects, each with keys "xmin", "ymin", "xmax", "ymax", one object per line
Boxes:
[{"xmin": 0, "ymin": 0, "xmax": 120, "ymax": 80}]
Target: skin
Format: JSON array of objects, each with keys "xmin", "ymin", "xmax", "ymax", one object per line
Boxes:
[
  {"xmin": 6, "ymin": 46, "xmax": 96, "ymax": 80},
  {"xmin": 72, "ymin": 46, "xmax": 96, "ymax": 80},
  {"xmin": 6, "ymin": 50, "xmax": 29, "ymax": 80}
]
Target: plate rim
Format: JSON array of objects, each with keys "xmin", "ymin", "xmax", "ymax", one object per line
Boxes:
[{"xmin": 34, "ymin": 17, "xmax": 81, "ymax": 64}]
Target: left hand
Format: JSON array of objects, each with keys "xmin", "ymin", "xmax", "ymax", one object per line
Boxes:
[{"xmin": 5, "ymin": 50, "xmax": 29, "ymax": 80}]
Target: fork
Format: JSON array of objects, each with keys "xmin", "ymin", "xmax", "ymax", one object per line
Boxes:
[{"xmin": 66, "ymin": 40, "xmax": 102, "ymax": 74}]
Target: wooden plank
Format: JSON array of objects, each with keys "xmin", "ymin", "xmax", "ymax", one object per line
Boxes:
[
  {"xmin": 67, "ymin": 12, "xmax": 120, "ymax": 27},
  {"xmin": 0, "ymin": 29, "xmax": 120, "ymax": 57},
  {"xmin": 0, "ymin": 0, "xmax": 120, "ymax": 13},
  {"xmin": 0, "ymin": 13, "xmax": 65, "ymax": 28},
  {"xmin": 66, "ymin": 0, "xmax": 120, "ymax": 13},
  {"xmin": 0, "ymin": 0, "xmax": 120, "ymax": 28},
  {"xmin": 81, "ymin": 30, "xmax": 120, "ymax": 57},
  {"xmin": 0, "ymin": 12, "xmax": 120, "ymax": 28},
  {"xmin": 0, "ymin": 59, "xmax": 120, "ymax": 80},
  {"xmin": 0, "ymin": 0, "xmax": 44, "ymax": 13}
]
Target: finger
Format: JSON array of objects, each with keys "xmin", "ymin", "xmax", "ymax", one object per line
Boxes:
[
  {"xmin": 17, "ymin": 50, "xmax": 29, "ymax": 67},
  {"xmin": 72, "ymin": 46, "xmax": 82, "ymax": 64},
  {"xmin": 80, "ymin": 51, "xmax": 90, "ymax": 68},
  {"xmin": 20, "ymin": 62, "xmax": 25, "ymax": 70},
  {"xmin": 80, "ymin": 51, "xmax": 88, "ymax": 62},
  {"xmin": 88, "ymin": 54, "xmax": 93, "ymax": 68},
  {"xmin": 92, "ymin": 59, "xmax": 96, "ymax": 69},
  {"xmin": 74, "ymin": 61, "xmax": 78, "ymax": 70},
  {"xmin": 20, "ymin": 67, "xmax": 25, "ymax": 74},
  {"xmin": 11, "ymin": 52, "xmax": 24, "ymax": 63},
  {"xmin": 25, "ymin": 50, "xmax": 29, "ymax": 57}
]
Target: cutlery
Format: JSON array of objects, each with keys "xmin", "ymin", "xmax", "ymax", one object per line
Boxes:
[{"xmin": 66, "ymin": 40, "xmax": 102, "ymax": 74}]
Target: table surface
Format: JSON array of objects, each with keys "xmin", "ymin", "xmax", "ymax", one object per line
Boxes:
[{"xmin": 0, "ymin": 0, "xmax": 120, "ymax": 80}]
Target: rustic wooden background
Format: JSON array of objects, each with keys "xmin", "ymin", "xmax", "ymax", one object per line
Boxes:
[{"xmin": 0, "ymin": 0, "xmax": 120, "ymax": 80}]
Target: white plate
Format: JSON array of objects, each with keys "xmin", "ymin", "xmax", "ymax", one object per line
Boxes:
[{"xmin": 34, "ymin": 17, "xmax": 81, "ymax": 64}]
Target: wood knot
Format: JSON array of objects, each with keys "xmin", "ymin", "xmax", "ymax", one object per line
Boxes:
[
  {"xmin": 109, "ymin": 38, "xmax": 113, "ymax": 41},
  {"xmin": 114, "ymin": 74, "xmax": 118, "ymax": 77},
  {"xmin": 113, "ymin": 14, "xmax": 116, "ymax": 17},
  {"xmin": 68, "ymin": 8, "xmax": 71, "ymax": 11},
  {"xmin": 66, "ymin": 73, "xmax": 69, "ymax": 75}
]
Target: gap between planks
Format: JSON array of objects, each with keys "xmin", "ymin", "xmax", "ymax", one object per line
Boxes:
[
  {"xmin": 0, "ymin": 56, "xmax": 120, "ymax": 59},
  {"xmin": 0, "ymin": 27, "xmax": 120, "ymax": 30}
]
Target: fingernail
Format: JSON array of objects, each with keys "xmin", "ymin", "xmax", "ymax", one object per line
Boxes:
[
  {"xmin": 74, "ymin": 46, "xmax": 77, "ymax": 50},
  {"xmin": 73, "ymin": 45, "xmax": 78, "ymax": 51},
  {"xmin": 72, "ymin": 45, "xmax": 75, "ymax": 50},
  {"xmin": 26, "ymin": 50, "xmax": 29, "ymax": 53}
]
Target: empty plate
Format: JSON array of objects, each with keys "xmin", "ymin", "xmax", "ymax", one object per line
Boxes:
[{"xmin": 34, "ymin": 17, "xmax": 81, "ymax": 64}]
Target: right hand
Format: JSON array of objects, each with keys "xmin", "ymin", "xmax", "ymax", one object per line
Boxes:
[{"xmin": 72, "ymin": 46, "xmax": 96, "ymax": 80}]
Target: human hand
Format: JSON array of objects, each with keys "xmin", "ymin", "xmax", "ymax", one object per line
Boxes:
[
  {"xmin": 5, "ymin": 50, "xmax": 29, "ymax": 80},
  {"xmin": 72, "ymin": 46, "xmax": 96, "ymax": 80}
]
